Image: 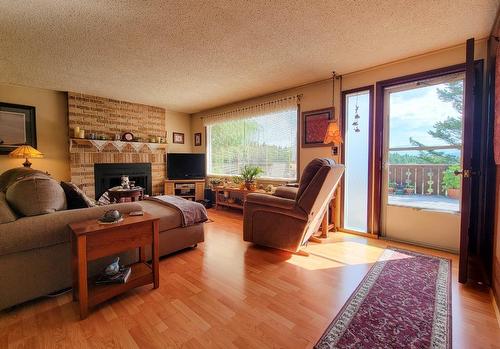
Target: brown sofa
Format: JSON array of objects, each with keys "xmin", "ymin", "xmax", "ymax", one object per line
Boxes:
[
  {"xmin": 0, "ymin": 168, "xmax": 204, "ymax": 310},
  {"xmin": 243, "ymin": 158, "xmax": 344, "ymax": 252}
]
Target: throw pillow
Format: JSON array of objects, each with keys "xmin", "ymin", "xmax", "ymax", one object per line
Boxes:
[
  {"xmin": 0, "ymin": 167, "xmax": 49, "ymax": 192},
  {"xmin": 0, "ymin": 192, "xmax": 17, "ymax": 223},
  {"xmin": 97, "ymin": 191, "xmax": 111, "ymax": 206},
  {"xmin": 6, "ymin": 176, "xmax": 67, "ymax": 216},
  {"xmin": 60, "ymin": 182, "xmax": 96, "ymax": 209}
]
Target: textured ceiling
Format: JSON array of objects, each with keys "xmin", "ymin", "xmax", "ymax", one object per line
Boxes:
[{"xmin": 0, "ymin": 1, "xmax": 497, "ymax": 113}]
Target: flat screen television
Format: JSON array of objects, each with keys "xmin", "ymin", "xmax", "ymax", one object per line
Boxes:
[{"xmin": 167, "ymin": 153, "xmax": 206, "ymax": 180}]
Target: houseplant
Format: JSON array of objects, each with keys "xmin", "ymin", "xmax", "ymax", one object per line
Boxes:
[
  {"xmin": 388, "ymin": 181, "xmax": 396, "ymax": 194},
  {"xmin": 395, "ymin": 183, "xmax": 405, "ymax": 195},
  {"xmin": 240, "ymin": 165, "xmax": 263, "ymax": 190},
  {"xmin": 209, "ymin": 177, "xmax": 223, "ymax": 189},
  {"xmin": 442, "ymin": 165, "xmax": 461, "ymax": 199},
  {"xmin": 404, "ymin": 183, "xmax": 415, "ymax": 195}
]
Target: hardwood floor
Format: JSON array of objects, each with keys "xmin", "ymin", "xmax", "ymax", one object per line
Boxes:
[{"xmin": 1, "ymin": 208, "xmax": 499, "ymax": 348}]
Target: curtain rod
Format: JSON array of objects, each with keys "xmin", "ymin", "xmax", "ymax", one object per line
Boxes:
[{"xmin": 200, "ymin": 94, "xmax": 302, "ymax": 119}]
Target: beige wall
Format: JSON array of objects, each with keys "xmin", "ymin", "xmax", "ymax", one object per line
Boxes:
[
  {"xmin": 167, "ymin": 110, "xmax": 192, "ymax": 153},
  {"xmin": 0, "ymin": 84, "xmax": 70, "ymax": 181}
]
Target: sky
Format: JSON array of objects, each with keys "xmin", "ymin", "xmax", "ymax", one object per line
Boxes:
[{"xmin": 388, "ymin": 82, "xmax": 462, "ymax": 149}]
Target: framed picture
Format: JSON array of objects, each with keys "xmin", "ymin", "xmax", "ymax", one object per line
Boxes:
[
  {"xmin": 0, "ymin": 102, "xmax": 36, "ymax": 154},
  {"xmin": 194, "ymin": 132, "xmax": 202, "ymax": 146},
  {"xmin": 172, "ymin": 132, "xmax": 185, "ymax": 144},
  {"xmin": 302, "ymin": 107, "xmax": 334, "ymax": 147}
]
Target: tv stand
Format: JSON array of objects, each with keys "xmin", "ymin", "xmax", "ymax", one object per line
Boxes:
[{"xmin": 164, "ymin": 179, "xmax": 205, "ymax": 201}]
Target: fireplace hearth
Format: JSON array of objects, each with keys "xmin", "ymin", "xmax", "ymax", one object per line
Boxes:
[{"xmin": 94, "ymin": 163, "xmax": 152, "ymax": 199}]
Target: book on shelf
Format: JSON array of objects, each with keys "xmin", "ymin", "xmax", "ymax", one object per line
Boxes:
[{"xmin": 95, "ymin": 266, "xmax": 131, "ymax": 285}]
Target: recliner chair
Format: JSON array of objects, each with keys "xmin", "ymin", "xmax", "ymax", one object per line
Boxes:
[{"xmin": 243, "ymin": 158, "xmax": 345, "ymax": 253}]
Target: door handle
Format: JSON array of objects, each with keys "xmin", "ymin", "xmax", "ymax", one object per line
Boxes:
[{"xmin": 453, "ymin": 169, "xmax": 478, "ymax": 178}]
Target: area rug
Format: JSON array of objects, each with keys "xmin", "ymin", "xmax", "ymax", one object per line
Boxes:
[{"xmin": 315, "ymin": 248, "xmax": 451, "ymax": 349}]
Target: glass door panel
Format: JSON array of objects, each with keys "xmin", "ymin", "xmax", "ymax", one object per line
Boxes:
[
  {"xmin": 343, "ymin": 89, "xmax": 371, "ymax": 233},
  {"xmin": 381, "ymin": 72, "xmax": 464, "ymax": 251}
]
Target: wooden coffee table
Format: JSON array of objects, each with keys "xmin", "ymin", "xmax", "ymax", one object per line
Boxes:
[{"xmin": 69, "ymin": 212, "xmax": 159, "ymax": 319}]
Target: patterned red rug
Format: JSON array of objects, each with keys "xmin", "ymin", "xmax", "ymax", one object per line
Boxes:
[{"xmin": 315, "ymin": 248, "xmax": 451, "ymax": 349}]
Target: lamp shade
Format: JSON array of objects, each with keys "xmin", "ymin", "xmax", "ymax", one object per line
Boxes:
[
  {"xmin": 9, "ymin": 145, "xmax": 44, "ymax": 159},
  {"xmin": 323, "ymin": 121, "xmax": 343, "ymax": 144}
]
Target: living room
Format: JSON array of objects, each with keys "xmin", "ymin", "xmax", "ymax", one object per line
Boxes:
[{"xmin": 1, "ymin": 1, "xmax": 500, "ymax": 348}]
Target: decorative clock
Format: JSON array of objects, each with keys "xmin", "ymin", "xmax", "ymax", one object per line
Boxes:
[{"xmin": 122, "ymin": 132, "xmax": 134, "ymax": 141}]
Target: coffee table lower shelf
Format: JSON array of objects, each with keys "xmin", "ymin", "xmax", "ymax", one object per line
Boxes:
[{"xmin": 87, "ymin": 262, "xmax": 153, "ymax": 307}]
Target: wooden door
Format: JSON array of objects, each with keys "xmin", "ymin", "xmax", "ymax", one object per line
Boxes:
[{"xmin": 458, "ymin": 38, "xmax": 478, "ymax": 283}]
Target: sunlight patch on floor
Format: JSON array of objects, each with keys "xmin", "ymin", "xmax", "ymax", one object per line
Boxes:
[{"xmin": 285, "ymin": 241, "xmax": 386, "ymax": 270}]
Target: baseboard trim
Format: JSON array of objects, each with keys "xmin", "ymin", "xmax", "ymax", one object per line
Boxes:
[{"xmin": 491, "ymin": 289, "xmax": 500, "ymax": 329}]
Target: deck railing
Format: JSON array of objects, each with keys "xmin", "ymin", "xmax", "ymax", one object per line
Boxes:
[{"xmin": 388, "ymin": 164, "xmax": 456, "ymax": 196}]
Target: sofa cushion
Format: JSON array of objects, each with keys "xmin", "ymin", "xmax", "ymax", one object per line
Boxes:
[
  {"xmin": 0, "ymin": 202, "xmax": 142, "ymax": 256},
  {"xmin": 6, "ymin": 176, "xmax": 67, "ymax": 216},
  {"xmin": 60, "ymin": 182, "xmax": 95, "ymax": 209},
  {"xmin": 273, "ymin": 186, "xmax": 298, "ymax": 200},
  {"xmin": 0, "ymin": 167, "xmax": 49, "ymax": 192},
  {"xmin": 0, "ymin": 192, "xmax": 17, "ymax": 223}
]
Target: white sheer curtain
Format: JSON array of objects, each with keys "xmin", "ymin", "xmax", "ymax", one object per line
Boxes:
[
  {"xmin": 203, "ymin": 96, "xmax": 299, "ymax": 180},
  {"xmin": 202, "ymin": 96, "xmax": 298, "ymax": 126}
]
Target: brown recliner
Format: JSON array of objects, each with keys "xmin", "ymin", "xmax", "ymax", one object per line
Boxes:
[{"xmin": 243, "ymin": 158, "xmax": 345, "ymax": 253}]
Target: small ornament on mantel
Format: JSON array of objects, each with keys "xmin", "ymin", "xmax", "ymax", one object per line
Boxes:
[{"xmin": 74, "ymin": 126, "xmax": 80, "ymax": 138}]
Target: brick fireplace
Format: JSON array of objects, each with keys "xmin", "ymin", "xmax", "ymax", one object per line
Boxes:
[{"xmin": 68, "ymin": 93, "xmax": 166, "ymax": 198}]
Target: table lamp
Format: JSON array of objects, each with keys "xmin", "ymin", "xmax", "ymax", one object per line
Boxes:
[
  {"xmin": 9, "ymin": 145, "xmax": 44, "ymax": 168},
  {"xmin": 323, "ymin": 121, "xmax": 343, "ymax": 155}
]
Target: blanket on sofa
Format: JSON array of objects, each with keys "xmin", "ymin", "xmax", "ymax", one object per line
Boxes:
[{"xmin": 144, "ymin": 195, "xmax": 208, "ymax": 227}]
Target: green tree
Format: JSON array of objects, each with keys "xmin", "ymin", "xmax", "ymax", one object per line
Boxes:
[
  {"xmin": 409, "ymin": 138, "xmax": 458, "ymax": 164},
  {"xmin": 392, "ymin": 81, "xmax": 463, "ymax": 165},
  {"xmin": 436, "ymin": 81, "xmax": 463, "ymax": 114},
  {"xmin": 427, "ymin": 80, "xmax": 463, "ymax": 146},
  {"xmin": 427, "ymin": 116, "xmax": 462, "ymax": 146}
]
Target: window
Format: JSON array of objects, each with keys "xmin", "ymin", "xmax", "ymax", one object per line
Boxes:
[
  {"xmin": 343, "ymin": 89, "xmax": 372, "ymax": 233},
  {"xmin": 206, "ymin": 105, "xmax": 298, "ymax": 180}
]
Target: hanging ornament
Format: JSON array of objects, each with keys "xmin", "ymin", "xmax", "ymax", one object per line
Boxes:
[{"xmin": 352, "ymin": 94, "xmax": 361, "ymax": 132}]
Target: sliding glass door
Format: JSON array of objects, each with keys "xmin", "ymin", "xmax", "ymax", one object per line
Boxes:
[{"xmin": 342, "ymin": 87, "xmax": 373, "ymax": 233}]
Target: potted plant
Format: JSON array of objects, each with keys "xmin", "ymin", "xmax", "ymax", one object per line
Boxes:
[
  {"xmin": 442, "ymin": 165, "xmax": 461, "ymax": 199},
  {"xmin": 404, "ymin": 183, "xmax": 415, "ymax": 195},
  {"xmin": 209, "ymin": 177, "xmax": 222, "ymax": 189},
  {"xmin": 240, "ymin": 165, "xmax": 263, "ymax": 191},
  {"xmin": 395, "ymin": 183, "xmax": 405, "ymax": 195},
  {"xmin": 388, "ymin": 181, "xmax": 396, "ymax": 194}
]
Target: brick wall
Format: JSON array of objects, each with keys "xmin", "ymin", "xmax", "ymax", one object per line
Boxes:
[{"xmin": 68, "ymin": 92, "xmax": 166, "ymax": 198}]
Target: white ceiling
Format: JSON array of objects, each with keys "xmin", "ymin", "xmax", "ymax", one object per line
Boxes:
[{"xmin": 0, "ymin": 1, "xmax": 497, "ymax": 113}]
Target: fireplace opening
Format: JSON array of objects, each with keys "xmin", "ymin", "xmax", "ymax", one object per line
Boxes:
[{"xmin": 94, "ymin": 163, "xmax": 152, "ymax": 199}]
